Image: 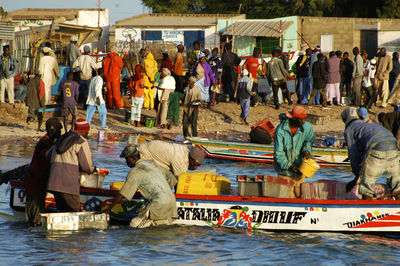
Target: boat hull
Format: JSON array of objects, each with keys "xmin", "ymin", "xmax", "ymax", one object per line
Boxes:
[
  {"xmin": 189, "ymin": 138, "xmax": 349, "ymax": 167},
  {"xmin": 9, "ymin": 181, "xmax": 400, "ymax": 233}
]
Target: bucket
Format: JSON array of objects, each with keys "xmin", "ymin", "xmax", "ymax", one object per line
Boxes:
[
  {"xmin": 145, "ymin": 117, "xmax": 155, "ymax": 128},
  {"xmin": 299, "ymin": 158, "xmax": 320, "ymax": 178},
  {"xmin": 124, "ymin": 110, "xmax": 131, "ymax": 123}
]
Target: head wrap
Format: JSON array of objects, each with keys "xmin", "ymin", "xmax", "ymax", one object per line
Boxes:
[
  {"xmin": 242, "ymin": 69, "xmax": 249, "ymax": 76},
  {"xmin": 83, "ymin": 45, "xmax": 90, "ymax": 53},
  {"xmin": 341, "ymin": 107, "xmax": 359, "ymax": 126},
  {"xmin": 189, "ymin": 148, "xmax": 205, "ymax": 165},
  {"xmin": 42, "ymin": 47, "xmax": 50, "ymax": 53},
  {"xmin": 286, "ymin": 106, "xmax": 307, "ymax": 119},
  {"xmin": 371, "ymin": 59, "xmax": 377, "ymax": 65},
  {"xmin": 120, "ymin": 145, "xmax": 140, "ymax": 158},
  {"xmin": 133, "ymin": 64, "xmax": 143, "ymax": 81},
  {"xmin": 198, "ymin": 51, "xmax": 205, "ymax": 59},
  {"xmin": 70, "ymin": 36, "xmax": 78, "ymax": 42},
  {"xmin": 162, "ymin": 50, "xmax": 168, "ymax": 55},
  {"xmin": 74, "ymin": 118, "xmax": 90, "ymax": 133},
  {"xmin": 162, "ymin": 67, "xmax": 171, "ymax": 76}
]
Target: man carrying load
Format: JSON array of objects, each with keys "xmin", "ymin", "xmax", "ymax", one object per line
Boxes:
[
  {"xmin": 273, "ymin": 106, "xmax": 315, "ymax": 198},
  {"xmin": 102, "ymin": 145, "xmax": 178, "ymax": 228}
]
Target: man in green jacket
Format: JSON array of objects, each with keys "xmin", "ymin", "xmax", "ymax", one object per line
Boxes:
[{"xmin": 274, "ymin": 106, "xmax": 315, "ymax": 197}]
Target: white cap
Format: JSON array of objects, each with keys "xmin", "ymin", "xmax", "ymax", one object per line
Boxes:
[
  {"xmin": 242, "ymin": 69, "xmax": 249, "ymax": 76},
  {"xmin": 371, "ymin": 59, "xmax": 376, "ymax": 65},
  {"xmin": 70, "ymin": 36, "xmax": 78, "ymax": 42}
]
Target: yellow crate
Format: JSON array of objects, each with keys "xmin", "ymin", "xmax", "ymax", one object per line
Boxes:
[
  {"xmin": 176, "ymin": 172, "xmax": 231, "ymax": 195},
  {"xmin": 110, "ymin": 181, "xmax": 125, "ymax": 191}
]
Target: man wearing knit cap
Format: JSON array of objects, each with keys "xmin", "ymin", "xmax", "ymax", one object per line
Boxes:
[
  {"xmin": 47, "ymin": 118, "xmax": 95, "ymax": 211},
  {"xmin": 274, "ymin": 106, "xmax": 315, "ymax": 198},
  {"xmin": 66, "ymin": 36, "xmax": 81, "ymax": 68},
  {"xmin": 342, "ymin": 107, "xmax": 400, "ymax": 199},
  {"xmin": 102, "ymin": 144, "xmax": 178, "ymax": 228}
]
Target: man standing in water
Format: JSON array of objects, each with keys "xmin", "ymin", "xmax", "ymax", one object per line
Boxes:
[
  {"xmin": 102, "ymin": 145, "xmax": 178, "ymax": 228},
  {"xmin": 274, "ymin": 106, "xmax": 314, "ymax": 198},
  {"xmin": 25, "ymin": 118, "xmax": 62, "ymax": 225},
  {"xmin": 46, "ymin": 119, "xmax": 95, "ymax": 212}
]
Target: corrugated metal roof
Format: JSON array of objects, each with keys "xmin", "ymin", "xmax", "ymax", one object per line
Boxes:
[
  {"xmin": 7, "ymin": 8, "xmax": 106, "ymax": 21},
  {"xmin": 114, "ymin": 13, "xmax": 246, "ymax": 28},
  {"xmin": 224, "ymin": 20, "xmax": 293, "ymax": 37},
  {"xmin": 0, "ymin": 21, "xmax": 15, "ymax": 40}
]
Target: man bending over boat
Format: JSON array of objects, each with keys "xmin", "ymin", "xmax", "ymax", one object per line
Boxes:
[
  {"xmin": 137, "ymin": 140, "xmax": 205, "ymax": 182},
  {"xmin": 25, "ymin": 118, "xmax": 62, "ymax": 225},
  {"xmin": 342, "ymin": 108, "xmax": 400, "ymax": 200},
  {"xmin": 102, "ymin": 145, "xmax": 178, "ymax": 228},
  {"xmin": 46, "ymin": 119, "xmax": 96, "ymax": 211},
  {"xmin": 274, "ymin": 106, "xmax": 315, "ymax": 198}
]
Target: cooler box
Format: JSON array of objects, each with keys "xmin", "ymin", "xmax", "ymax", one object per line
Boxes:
[
  {"xmin": 237, "ymin": 175, "xmax": 264, "ymax": 197},
  {"xmin": 301, "ymin": 180, "xmax": 347, "ymax": 200},
  {"xmin": 176, "ymin": 172, "xmax": 231, "ymax": 195},
  {"xmin": 40, "ymin": 212, "xmax": 109, "ymax": 231},
  {"xmin": 262, "ymin": 175, "xmax": 295, "ymax": 198}
]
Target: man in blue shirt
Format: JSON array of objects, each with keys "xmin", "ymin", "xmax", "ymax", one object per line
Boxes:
[{"xmin": 342, "ymin": 107, "xmax": 400, "ymax": 199}]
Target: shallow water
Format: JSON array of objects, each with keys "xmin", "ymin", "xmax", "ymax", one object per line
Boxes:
[{"xmin": 0, "ymin": 137, "xmax": 400, "ymax": 264}]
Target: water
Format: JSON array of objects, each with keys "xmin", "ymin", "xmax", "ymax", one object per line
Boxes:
[{"xmin": 0, "ymin": 137, "xmax": 400, "ymax": 264}]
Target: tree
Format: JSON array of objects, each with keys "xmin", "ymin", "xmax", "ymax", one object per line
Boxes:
[{"xmin": 0, "ymin": 6, "xmax": 7, "ymax": 19}]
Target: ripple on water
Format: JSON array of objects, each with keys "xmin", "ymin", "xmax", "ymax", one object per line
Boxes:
[{"xmin": 0, "ymin": 138, "xmax": 399, "ymax": 264}]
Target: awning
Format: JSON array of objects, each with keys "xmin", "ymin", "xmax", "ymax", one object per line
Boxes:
[
  {"xmin": 223, "ymin": 20, "xmax": 293, "ymax": 38},
  {"xmin": 0, "ymin": 21, "xmax": 15, "ymax": 40}
]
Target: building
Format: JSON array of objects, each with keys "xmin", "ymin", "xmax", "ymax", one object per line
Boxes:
[
  {"xmin": 7, "ymin": 8, "xmax": 110, "ymax": 50},
  {"xmin": 111, "ymin": 13, "xmax": 246, "ymax": 52}
]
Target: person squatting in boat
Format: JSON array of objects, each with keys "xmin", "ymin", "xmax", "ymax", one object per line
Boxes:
[
  {"xmin": 273, "ymin": 106, "xmax": 315, "ymax": 198},
  {"xmin": 342, "ymin": 107, "xmax": 400, "ymax": 200}
]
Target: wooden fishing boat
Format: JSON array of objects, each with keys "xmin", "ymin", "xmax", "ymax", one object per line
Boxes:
[
  {"xmin": 189, "ymin": 137, "xmax": 349, "ymax": 167},
  {"xmin": 8, "ymin": 180, "xmax": 400, "ymax": 233}
]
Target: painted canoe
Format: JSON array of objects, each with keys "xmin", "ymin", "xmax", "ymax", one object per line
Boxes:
[
  {"xmin": 8, "ymin": 181, "xmax": 400, "ymax": 233},
  {"xmin": 189, "ymin": 137, "xmax": 349, "ymax": 167}
]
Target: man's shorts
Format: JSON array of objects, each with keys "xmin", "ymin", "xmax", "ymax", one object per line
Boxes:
[{"xmin": 61, "ymin": 107, "xmax": 77, "ymax": 117}]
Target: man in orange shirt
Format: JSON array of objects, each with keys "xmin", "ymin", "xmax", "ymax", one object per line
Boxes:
[
  {"xmin": 103, "ymin": 45, "xmax": 124, "ymax": 109},
  {"xmin": 243, "ymin": 48, "xmax": 261, "ymax": 105},
  {"xmin": 173, "ymin": 44, "xmax": 185, "ymax": 94}
]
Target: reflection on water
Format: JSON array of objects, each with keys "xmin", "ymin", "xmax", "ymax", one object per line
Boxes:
[{"xmin": 0, "ymin": 136, "xmax": 399, "ymax": 264}]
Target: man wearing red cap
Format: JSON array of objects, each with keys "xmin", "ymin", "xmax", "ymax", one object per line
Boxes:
[
  {"xmin": 46, "ymin": 118, "xmax": 95, "ymax": 211},
  {"xmin": 274, "ymin": 106, "xmax": 315, "ymax": 198}
]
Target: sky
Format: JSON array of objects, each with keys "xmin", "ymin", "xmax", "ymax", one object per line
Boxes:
[{"xmin": 2, "ymin": 0, "xmax": 148, "ymax": 24}]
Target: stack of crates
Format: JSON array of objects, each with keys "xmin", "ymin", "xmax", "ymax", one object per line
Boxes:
[{"xmin": 237, "ymin": 175, "xmax": 295, "ymax": 198}]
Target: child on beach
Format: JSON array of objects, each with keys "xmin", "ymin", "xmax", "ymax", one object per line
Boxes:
[
  {"xmin": 128, "ymin": 65, "xmax": 145, "ymax": 127},
  {"xmin": 59, "ymin": 72, "xmax": 79, "ymax": 132}
]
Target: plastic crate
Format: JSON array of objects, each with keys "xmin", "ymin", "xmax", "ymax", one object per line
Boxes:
[{"xmin": 237, "ymin": 175, "xmax": 264, "ymax": 197}]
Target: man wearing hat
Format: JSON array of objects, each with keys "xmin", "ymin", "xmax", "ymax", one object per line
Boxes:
[
  {"xmin": 357, "ymin": 107, "xmax": 373, "ymax": 123},
  {"xmin": 35, "ymin": 42, "xmax": 59, "ymax": 84},
  {"xmin": 25, "ymin": 118, "xmax": 62, "ymax": 225},
  {"xmin": 102, "ymin": 145, "xmax": 178, "ymax": 228},
  {"xmin": 38, "ymin": 46, "xmax": 59, "ymax": 104},
  {"xmin": 73, "ymin": 45, "xmax": 98, "ymax": 106},
  {"xmin": 47, "ymin": 118, "xmax": 95, "ymax": 211},
  {"xmin": 137, "ymin": 140, "xmax": 205, "ymax": 181},
  {"xmin": 26, "ymin": 69, "xmax": 46, "ymax": 131},
  {"xmin": 66, "ymin": 36, "xmax": 81, "ymax": 68},
  {"xmin": 274, "ymin": 106, "xmax": 315, "ymax": 198},
  {"xmin": 342, "ymin": 107, "xmax": 400, "ymax": 199},
  {"xmin": 0, "ymin": 45, "xmax": 18, "ymax": 104}
]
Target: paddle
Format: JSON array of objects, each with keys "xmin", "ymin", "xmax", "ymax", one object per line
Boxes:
[{"xmin": 377, "ymin": 189, "xmax": 400, "ymax": 200}]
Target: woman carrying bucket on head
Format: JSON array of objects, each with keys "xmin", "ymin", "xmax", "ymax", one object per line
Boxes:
[{"xmin": 273, "ymin": 106, "xmax": 317, "ymax": 198}]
